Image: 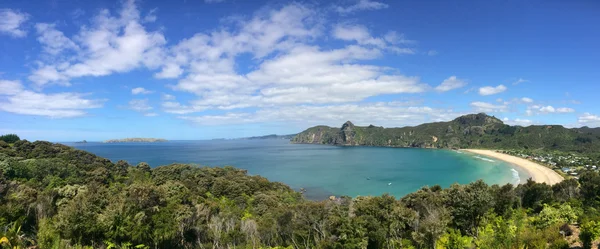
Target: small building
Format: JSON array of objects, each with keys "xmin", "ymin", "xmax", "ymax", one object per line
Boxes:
[{"xmin": 562, "ymin": 167, "xmax": 571, "ymax": 173}]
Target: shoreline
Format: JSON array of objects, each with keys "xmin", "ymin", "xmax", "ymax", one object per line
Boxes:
[{"xmin": 462, "ymin": 149, "xmax": 564, "ymax": 185}]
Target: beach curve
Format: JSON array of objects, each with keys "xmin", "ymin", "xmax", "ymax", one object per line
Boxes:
[{"xmin": 462, "ymin": 149, "xmax": 564, "ymax": 185}]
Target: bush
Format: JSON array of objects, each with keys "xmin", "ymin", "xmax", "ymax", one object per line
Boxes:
[
  {"xmin": 0, "ymin": 134, "xmax": 19, "ymax": 144},
  {"xmin": 548, "ymin": 239, "xmax": 569, "ymax": 249}
]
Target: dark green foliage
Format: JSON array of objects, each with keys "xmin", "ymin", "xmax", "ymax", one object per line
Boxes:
[
  {"xmin": 1, "ymin": 137, "xmax": 600, "ymax": 248},
  {"xmin": 292, "ymin": 113, "xmax": 600, "ymax": 153},
  {"xmin": 0, "ymin": 134, "xmax": 19, "ymax": 144}
]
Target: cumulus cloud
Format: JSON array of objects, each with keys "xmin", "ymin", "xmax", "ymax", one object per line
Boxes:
[
  {"xmin": 579, "ymin": 113, "xmax": 600, "ymax": 127},
  {"xmin": 0, "ymin": 80, "xmax": 103, "ymax": 118},
  {"xmin": 470, "ymin": 101, "xmax": 508, "ymax": 113},
  {"xmin": 521, "ymin": 97, "xmax": 533, "ymax": 103},
  {"xmin": 29, "ymin": 0, "xmax": 166, "ymax": 87},
  {"xmin": 527, "ymin": 105, "xmax": 575, "ymax": 115},
  {"xmin": 155, "ymin": 5, "xmax": 427, "ymax": 113},
  {"xmin": 0, "ymin": 9, "xmax": 29, "ymax": 37},
  {"xmin": 131, "ymin": 87, "xmax": 153, "ymax": 95},
  {"xmin": 435, "ymin": 76, "xmax": 467, "ymax": 92},
  {"xmin": 479, "ymin": 85, "xmax": 507, "ymax": 96},
  {"xmin": 35, "ymin": 23, "xmax": 79, "ymax": 55},
  {"xmin": 334, "ymin": 0, "xmax": 389, "ymax": 14}
]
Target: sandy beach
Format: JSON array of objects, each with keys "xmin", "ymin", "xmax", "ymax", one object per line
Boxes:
[{"xmin": 462, "ymin": 149, "xmax": 564, "ymax": 185}]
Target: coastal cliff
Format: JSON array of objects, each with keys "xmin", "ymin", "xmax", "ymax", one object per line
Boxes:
[
  {"xmin": 291, "ymin": 113, "xmax": 600, "ymax": 152},
  {"xmin": 104, "ymin": 138, "xmax": 167, "ymax": 143}
]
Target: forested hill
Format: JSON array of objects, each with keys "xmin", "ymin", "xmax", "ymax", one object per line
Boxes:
[
  {"xmin": 291, "ymin": 113, "xmax": 600, "ymax": 153},
  {"xmin": 2, "ymin": 138, "xmax": 600, "ymax": 248}
]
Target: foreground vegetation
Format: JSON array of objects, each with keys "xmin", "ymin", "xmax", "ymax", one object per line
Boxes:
[
  {"xmin": 292, "ymin": 113, "xmax": 600, "ymax": 154},
  {"xmin": 2, "ymin": 137, "xmax": 600, "ymax": 248}
]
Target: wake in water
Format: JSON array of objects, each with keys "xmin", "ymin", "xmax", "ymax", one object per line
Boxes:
[
  {"xmin": 511, "ymin": 168, "xmax": 521, "ymax": 185},
  {"xmin": 473, "ymin": 155, "xmax": 495, "ymax": 163}
]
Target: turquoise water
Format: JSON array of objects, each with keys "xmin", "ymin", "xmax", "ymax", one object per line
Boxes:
[{"xmin": 65, "ymin": 139, "xmax": 529, "ymax": 200}]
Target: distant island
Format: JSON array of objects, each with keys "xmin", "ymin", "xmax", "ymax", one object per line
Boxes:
[
  {"xmin": 103, "ymin": 138, "xmax": 167, "ymax": 143},
  {"xmin": 240, "ymin": 134, "xmax": 297, "ymax": 140}
]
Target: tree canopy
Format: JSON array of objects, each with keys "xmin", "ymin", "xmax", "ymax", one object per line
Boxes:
[{"xmin": 1, "ymin": 138, "xmax": 600, "ymax": 248}]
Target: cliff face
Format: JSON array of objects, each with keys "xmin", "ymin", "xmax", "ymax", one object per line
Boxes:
[{"xmin": 291, "ymin": 113, "xmax": 600, "ymax": 152}]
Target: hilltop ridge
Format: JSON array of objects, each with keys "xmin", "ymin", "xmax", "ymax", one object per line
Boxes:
[{"xmin": 291, "ymin": 113, "xmax": 600, "ymax": 152}]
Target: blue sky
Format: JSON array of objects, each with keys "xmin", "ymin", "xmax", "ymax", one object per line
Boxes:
[{"xmin": 0, "ymin": 0, "xmax": 599, "ymax": 141}]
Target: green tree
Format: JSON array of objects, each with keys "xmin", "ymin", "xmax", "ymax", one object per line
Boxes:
[
  {"xmin": 580, "ymin": 221, "xmax": 600, "ymax": 249},
  {"xmin": 0, "ymin": 134, "xmax": 19, "ymax": 144}
]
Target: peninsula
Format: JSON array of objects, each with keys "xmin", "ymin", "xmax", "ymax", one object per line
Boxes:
[
  {"xmin": 291, "ymin": 113, "xmax": 600, "ymax": 153},
  {"xmin": 103, "ymin": 138, "xmax": 167, "ymax": 143}
]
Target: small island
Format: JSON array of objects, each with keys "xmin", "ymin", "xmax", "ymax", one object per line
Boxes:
[{"xmin": 103, "ymin": 138, "xmax": 167, "ymax": 143}]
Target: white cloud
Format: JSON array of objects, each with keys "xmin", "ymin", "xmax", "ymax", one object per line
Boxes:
[
  {"xmin": 435, "ymin": 76, "xmax": 467, "ymax": 92},
  {"xmin": 128, "ymin": 99, "xmax": 153, "ymax": 112},
  {"xmin": 144, "ymin": 112, "xmax": 158, "ymax": 117},
  {"xmin": 470, "ymin": 101, "xmax": 508, "ymax": 113},
  {"xmin": 162, "ymin": 101, "xmax": 205, "ymax": 114},
  {"xmin": 539, "ymin": 106, "xmax": 555, "ymax": 113},
  {"xmin": 0, "ymin": 80, "xmax": 104, "ymax": 118},
  {"xmin": 479, "ymin": 85, "xmax": 507, "ymax": 96},
  {"xmin": 512, "ymin": 78, "xmax": 528, "ymax": 85},
  {"xmin": 527, "ymin": 105, "xmax": 575, "ymax": 115},
  {"xmin": 0, "ymin": 80, "xmax": 23, "ymax": 95},
  {"xmin": 427, "ymin": 50, "xmax": 438, "ymax": 56},
  {"xmin": 205, "ymin": 0, "xmax": 226, "ymax": 3},
  {"xmin": 161, "ymin": 5, "xmax": 426, "ymax": 113},
  {"xmin": 521, "ymin": 97, "xmax": 533, "ymax": 103},
  {"xmin": 144, "ymin": 8, "xmax": 157, "ymax": 23},
  {"xmin": 35, "ymin": 23, "xmax": 79, "ymax": 55},
  {"xmin": 161, "ymin": 93, "xmax": 176, "ymax": 100},
  {"xmin": 131, "ymin": 87, "xmax": 153, "ymax": 95},
  {"xmin": 28, "ymin": 0, "xmax": 166, "ymax": 87},
  {"xmin": 334, "ymin": 0, "xmax": 389, "ymax": 14},
  {"xmin": 503, "ymin": 118, "xmax": 533, "ymax": 126},
  {"xmin": 154, "ymin": 63, "xmax": 183, "ymax": 79},
  {"xmin": 332, "ymin": 24, "xmax": 414, "ymax": 54},
  {"xmin": 0, "ymin": 9, "xmax": 29, "ymax": 38},
  {"xmin": 556, "ymin": 107, "xmax": 575, "ymax": 113},
  {"xmin": 179, "ymin": 102, "xmax": 460, "ymax": 126},
  {"xmin": 579, "ymin": 113, "xmax": 600, "ymax": 127}
]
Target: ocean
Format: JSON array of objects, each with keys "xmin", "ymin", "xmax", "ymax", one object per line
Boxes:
[{"xmin": 65, "ymin": 139, "xmax": 530, "ymax": 200}]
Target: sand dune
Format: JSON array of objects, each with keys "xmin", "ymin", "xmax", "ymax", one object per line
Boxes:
[{"xmin": 463, "ymin": 149, "xmax": 564, "ymax": 185}]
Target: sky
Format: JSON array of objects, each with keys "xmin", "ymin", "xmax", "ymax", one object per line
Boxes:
[{"xmin": 0, "ymin": 0, "xmax": 599, "ymax": 141}]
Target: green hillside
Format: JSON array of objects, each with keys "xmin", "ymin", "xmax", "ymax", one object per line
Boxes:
[
  {"xmin": 292, "ymin": 113, "xmax": 600, "ymax": 153},
  {"xmin": 2, "ymin": 138, "xmax": 600, "ymax": 248}
]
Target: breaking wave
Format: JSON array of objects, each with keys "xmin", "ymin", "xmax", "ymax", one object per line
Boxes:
[{"xmin": 473, "ymin": 155, "xmax": 495, "ymax": 163}]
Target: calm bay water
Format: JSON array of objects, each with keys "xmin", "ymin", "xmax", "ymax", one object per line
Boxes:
[{"xmin": 65, "ymin": 139, "xmax": 529, "ymax": 199}]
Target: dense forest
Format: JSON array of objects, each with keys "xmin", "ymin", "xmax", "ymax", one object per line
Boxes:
[
  {"xmin": 291, "ymin": 113, "xmax": 600, "ymax": 154},
  {"xmin": 2, "ymin": 136, "xmax": 600, "ymax": 249}
]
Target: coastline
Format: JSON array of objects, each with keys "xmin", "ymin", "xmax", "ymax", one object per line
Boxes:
[{"xmin": 462, "ymin": 149, "xmax": 564, "ymax": 185}]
